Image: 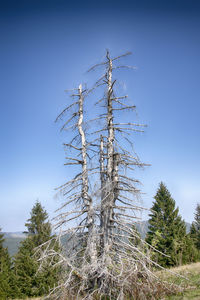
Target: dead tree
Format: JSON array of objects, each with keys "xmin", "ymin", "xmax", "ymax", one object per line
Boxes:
[
  {"xmin": 88, "ymin": 50, "xmax": 151, "ymax": 295},
  {"xmin": 51, "ymin": 84, "xmax": 98, "ymax": 289},
  {"xmin": 38, "ymin": 51, "xmax": 180, "ymax": 300}
]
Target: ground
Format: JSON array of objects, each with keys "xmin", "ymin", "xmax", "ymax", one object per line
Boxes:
[
  {"xmin": 162, "ymin": 262, "xmax": 200, "ymax": 299},
  {"xmin": 14, "ymin": 262, "xmax": 200, "ymax": 299}
]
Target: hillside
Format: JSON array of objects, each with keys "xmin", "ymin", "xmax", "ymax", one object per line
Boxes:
[
  {"xmin": 135, "ymin": 220, "xmax": 191, "ymax": 239},
  {"xmin": 3, "ymin": 221, "xmax": 191, "ymax": 256},
  {"xmin": 3, "ymin": 232, "xmax": 26, "ymax": 257}
]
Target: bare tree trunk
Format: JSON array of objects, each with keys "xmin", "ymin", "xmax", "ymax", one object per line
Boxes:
[
  {"xmin": 100, "ymin": 135, "xmax": 106, "ymax": 251},
  {"xmin": 100, "ymin": 52, "xmax": 115, "ymax": 261},
  {"xmin": 78, "ymin": 84, "xmax": 97, "ymax": 266}
]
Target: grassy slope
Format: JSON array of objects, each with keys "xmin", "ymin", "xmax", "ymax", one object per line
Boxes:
[
  {"xmin": 14, "ymin": 298, "xmax": 41, "ymax": 300},
  {"xmin": 162, "ymin": 262, "xmax": 200, "ymax": 299}
]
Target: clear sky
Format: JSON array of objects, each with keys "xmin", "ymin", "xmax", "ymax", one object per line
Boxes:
[{"xmin": 1, "ymin": 0, "xmax": 200, "ymax": 231}]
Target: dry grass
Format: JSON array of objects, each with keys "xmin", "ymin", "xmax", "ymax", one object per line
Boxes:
[
  {"xmin": 169, "ymin": 262, "xmax": 200, "ymax": 273},
  {"xmin": 14, "ymin": 298, "xmax": 41, "ymax": 300},
  {"xmin": 159, "ymin": 262, "xmax": 200, "ymax": 299}
]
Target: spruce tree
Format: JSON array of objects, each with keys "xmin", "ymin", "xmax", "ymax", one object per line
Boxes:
[
  {"xmin": 14, "ymin": 201, "xmax": 61, "ymax": 298},
  {"xmin": 182, "ymin": 233, "xmax": 199, "ymax": 264},
  {"xmin": 190, "ymin": 203, "xmax": 200, "ymax": 250},
  {"xmin": 0, "ymin": 229, "xmax": 15, "ymax": 299},
  {"xmin": 146, "ymin": 182, "xmax": 187, "ymax": 267}
]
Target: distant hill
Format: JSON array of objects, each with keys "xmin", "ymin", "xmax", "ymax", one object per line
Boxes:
[
  {"xmin": 3, "ymin": 221, "xmax": 191, "ymax": 256},
  {"xmin": 135, "ymin": 221, "xmax": 149, "ymax": 239},
  {"xmin": 3, "ymin": 232, "xmax": 26, "ymax": 257},
  {"xmin": 135, "ymin": 221, "xmax": 191, "ymax": 239}
]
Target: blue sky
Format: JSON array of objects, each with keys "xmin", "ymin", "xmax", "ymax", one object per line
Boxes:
[{"xmin": 1, "ymin": 0, "xmax": 200, "ymax": 231}]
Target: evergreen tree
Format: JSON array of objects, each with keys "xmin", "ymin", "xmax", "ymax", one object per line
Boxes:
[
  {"xmin": 190, "ymin": 203, "xmax": 200, "ymax": 250},
  {"xmin": 0, "ymin": 229, "xmax": 15, "ymax": 299},
  {"xmin": 146, "ymin": 182, "xmax": 188, "ymax": 267},
  {"xmin": 24, "ymin": 201, "xmax": 51, "ymax": 245},
  {"xmin": 14, "ymin": 201, "xmax": 61, "ymax": 298},
  {"xmin": 182, "ymin": 233, "xmax": 199, "ymax": 264}
]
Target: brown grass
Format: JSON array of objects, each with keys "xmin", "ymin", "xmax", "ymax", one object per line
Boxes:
[
  {"xmin": 158, "ymin": 262, "xmax": 200, "ymax": 299},
  {"xmin": 169, "ymin": 261, "xmax": 200, "ymax": 273},
  {"xmin": 14, "ymin": 298, "xmax": 41, "ymax": 300}
]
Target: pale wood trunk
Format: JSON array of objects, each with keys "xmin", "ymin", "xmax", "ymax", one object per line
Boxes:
[
  {"xmin": 100, "ymin": 52, "xmax": 117, "ymax": 262},
  {"xmin": 78, "ymin": 84, "xmax": 97, "ymax": 265}
]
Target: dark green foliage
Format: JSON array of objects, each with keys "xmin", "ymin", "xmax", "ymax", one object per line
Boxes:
[
  {"xmin": 188, "ymin": 203, "xmax": 200, "ymax": 261},
  {"xmin": 181, "ymin": 233, "xmax": 199, "ymax": 264},
  {"xmin": 146, "ymin": 182, "xmax": 189, "ymax": 267},
  {"xmin": 24, "ymin": 200, "xmax": 52, "ymax": 245},
  {"xmin": 0, "ymin": 229, "xmax": 16, "ymax": 299},
  {"xmin": 190, "ymin": 203, "xmax": 200, "ymax": 250},
  {"xmin": 14, "ymin": 201, "xmax": 61, "ymax": 298}
]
